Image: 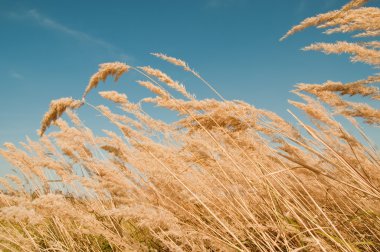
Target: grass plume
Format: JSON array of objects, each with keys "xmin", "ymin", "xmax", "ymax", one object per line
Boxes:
[{"xmin": 39, "ymin": 97, "xmax": 83, "ymax": 136}]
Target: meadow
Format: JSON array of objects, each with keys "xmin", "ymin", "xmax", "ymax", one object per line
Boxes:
[{"xmin": 0, "ymin": 0, "xmax": 380, "ymax": 251}]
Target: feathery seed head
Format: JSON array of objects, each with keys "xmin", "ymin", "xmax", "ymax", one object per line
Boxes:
[
  {"xmin": 39, "ymin": 97, "xmax": 83, "ymax": 136},
  {"xmin": 83, "ymin": 62, "xmax": 130, "ymax": 99}
]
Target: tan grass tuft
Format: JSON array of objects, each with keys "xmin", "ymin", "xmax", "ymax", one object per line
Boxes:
[
  {"xmin": 136, "ymin": 80, "xmax": 170, "ymax": 99},
  {"xmin": 138, "ymin": 66, "xmax": 194, "ymax": 100},
  {"xmin": 280, "ymin": 0, "xmax": 368, "ymax": 41},
  {"xmin": 83, "ymin": 62, "xmax": 130, "ymax": 99},
  {"xmin": 151, "ymin": 53, "xmax": 191, "ymax": 71},
  {"xmin": 39, "ymin": 97, "xmax": 83, "ymax": 136},
  {"xmin": 303, "ymin": 41, "xmax": 380, "ymax": 66},
  {"xmin": 98, "ymin": 91, "xmax": 129, "ymax": 104}
]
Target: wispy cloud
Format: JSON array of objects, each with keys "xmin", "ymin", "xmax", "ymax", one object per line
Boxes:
[
  {"xmin": 10, "ymin": 71, "xmax": 24, "ymax": 80},
  {"xmin": 295, "ymin": 0, "xmax": 307, "ymax": 14},
  {"xmin": 204, "ymin": 0, "xmax": 246, "ymax": 9},
  {"xmin": 7, "ymin": 9, "xmax": 128, "ymax": 60}
]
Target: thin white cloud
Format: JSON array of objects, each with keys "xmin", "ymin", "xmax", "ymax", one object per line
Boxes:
[
  {"xmin": 205, "ymin": 0, "xmax": 246, "ymax": 9},
  {"xmin": 7, "ymin": 9, "xmax": 128, "ymax": 60},
  {"xmin": 10, "ymin": 71, "xmax": 24, "ymax": 80},
  {"xmin": 295, "ymin": 0, "xmax": 307, "ymax": 14}
]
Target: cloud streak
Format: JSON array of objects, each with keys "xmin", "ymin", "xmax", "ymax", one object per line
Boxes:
[
  {"xmin": 205, "ymin": 0, "xmax": 246, "ymax": 9},
  {"xmin": 10, "ymin": 71, "xmax": 24, "ymax": 80},
  {"xmin": 8, "ymin": 9, "xmax": 127, "ymax": 60}
]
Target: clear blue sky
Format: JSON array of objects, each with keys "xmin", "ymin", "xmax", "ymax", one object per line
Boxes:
[{"xmin": 0, "ymin": 0, "xmax": 379, "ymax": 174}]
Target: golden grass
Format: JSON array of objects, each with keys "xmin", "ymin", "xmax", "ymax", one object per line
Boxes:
[{"xmin": 0, "ymin": 0, "xmax": 379, "ymax": 251}]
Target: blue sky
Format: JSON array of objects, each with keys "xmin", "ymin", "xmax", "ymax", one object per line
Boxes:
[{"xmin": 0, "ymin": 0, "xmax": 379, "ymax": 174}]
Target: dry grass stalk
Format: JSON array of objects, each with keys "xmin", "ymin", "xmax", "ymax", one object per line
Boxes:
[
  {"xmin": 152, "ymin": 52, "xmax": 225, "ymax": 100},
  {"xmin": 296, "ymin": 77, "xmax": 380, "ymax": 98},
  {"xmin": 319, "ymin": 8, "xmax": 380, "ymax": 36},
  {"xmin": 39, "ymin": 97, "xmax": 83, "ymax": 136},
  {"xmin": 83, "ymin": 62, "xmax": 130, "ymax": 99},
  {"xmin": 138, "ymin": 66, "xmax": 194, "ymax": 100},
  {"xmin": 98, "ymin": 91, "xmax": 129, "ymax": 104},
  {"xmin": 303, "ymin": 41, "xmax": 380, "ymax": 66},
  {"xmin": 151, "ymin": 53, "xmax": 191, "ymax": 71},
  {"xmin": 280, "ymin": 0, "xmax": 369, "ymax": 41},
  {"xmin": 136, "ymin": 80, "xmax": 170, "ymax": 99}
]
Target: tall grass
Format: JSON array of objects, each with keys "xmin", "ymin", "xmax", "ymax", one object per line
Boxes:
[{"xmin": 1, "ymin": 0, "xmax": 379, "ymax": 251}]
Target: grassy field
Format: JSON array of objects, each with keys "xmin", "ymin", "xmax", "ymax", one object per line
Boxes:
[{"xmin": 0, "ymin": 0, "xmax": 380, "ymax": 251}]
